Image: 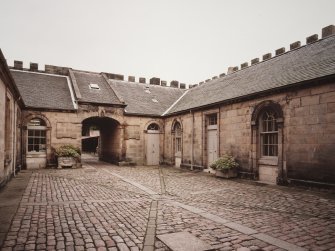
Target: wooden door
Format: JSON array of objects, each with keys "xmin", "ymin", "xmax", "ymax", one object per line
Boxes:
[
  {"xmin": 147, "ymin": 131, "xmax": 160, "ymax": 165},
  {"xmin": 207, "ymin": 126, "xmax": 218, "ymax": 166}
]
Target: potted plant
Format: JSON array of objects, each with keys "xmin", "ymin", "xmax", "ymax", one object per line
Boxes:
[
  {"xmin": 55, "ymin": 144, "xmax": 81, "ymax": 168},
  {"xmin": 210, "ymin": 154, "xmax": 239, "ymax": 178}
]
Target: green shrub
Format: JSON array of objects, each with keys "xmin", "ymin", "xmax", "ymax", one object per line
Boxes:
[
  {"xmin": 55, "ymin": 145, "xmax": 81, "ymax": 158},
  {"xmin": 210, "ymin": 154, "xmax": 239, "ymax": 170}
]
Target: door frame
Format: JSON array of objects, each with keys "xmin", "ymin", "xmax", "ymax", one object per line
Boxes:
[{"xmin": 146, "ymin": 130, "xmax": 160, "ymax": 165}]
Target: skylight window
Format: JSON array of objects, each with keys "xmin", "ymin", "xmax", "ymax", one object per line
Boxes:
[
  {"xmin": 89, "ymin": 83, "xmax": 100, "ymax": 90},
  {"xmin": 144, "ymin": 86, "xmax": 151, "ymax": 93}
]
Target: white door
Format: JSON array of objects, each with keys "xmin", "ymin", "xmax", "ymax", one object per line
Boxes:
[
  {"xmin": 147, "ymin": 131, "xmax": 160, "ymax": 165},
  {"xmin": 207, "ymin": 126, "xmax": 218, "ymax": 166}
]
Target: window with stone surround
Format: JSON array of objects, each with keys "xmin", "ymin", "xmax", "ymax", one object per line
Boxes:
[
  {"xmin": 260, "ymin": 110, "xmax": 278, "ymax": 156},
  {"xmin": 147, "ymin": 123, "xmax": 159, "ymax": 131},
  {"xmin": 173, "ymin": 122, "xmax": 182, "ymax": 153},
  {"xmin": 27, "ymin": 118, "xmax": 47, "ymax": 153},
  {"xmin": 208, "ymin": 113, "xmax": 217, "ymax": 126}
]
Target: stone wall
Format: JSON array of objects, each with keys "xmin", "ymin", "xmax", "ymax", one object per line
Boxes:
[
  {"xmin": 0, "ymin": 78, "xmax": 21, "ymax": 187},
  {"xmin": 21, "ymin": 107, "xmax": 164, "ymax": 167},
  {"xmin": 0, "ymin": 79, "xmax": 6, "ymax": 183},
  {"xmin": 164, "ymin": 80, "xmax": 335, "ymax": 183},
  {"xmin": 285, "ymin": 81, "xmax": 335, "ymax": 183}
]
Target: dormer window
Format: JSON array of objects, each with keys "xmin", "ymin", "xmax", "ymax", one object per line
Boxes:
[{"xmin": 89, "ymin": 83, "xmax": 100, "ymax": 90}]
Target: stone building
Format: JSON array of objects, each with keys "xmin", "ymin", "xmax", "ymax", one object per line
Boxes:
[
  {"xmin": 1, "ymin": 25, "xmax": 335, "ymax": 186},
  {"xmin": 0, "ymin": 50, "xmax": 23, "ymax": 188}
]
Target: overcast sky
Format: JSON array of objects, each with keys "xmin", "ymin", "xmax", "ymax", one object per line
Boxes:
[{"xmin": 1, "ymin": 0, "xmax": 334, "ymax": 86}]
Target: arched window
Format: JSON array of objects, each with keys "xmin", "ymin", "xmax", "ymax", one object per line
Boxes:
[
  {"xmin": 147, "ymin": 123, "xmax": 160, "ymax": 131},
  {"xmin": 173, "ymin": 122, "xmax": 182, "ymax": 153},
  {"xmin": 27, "ymin": 118, "xmax": 47, "ymax": 153},
  {"xmin": 259, "ymin": 110, "xmax": 278, "ymax": 156}
]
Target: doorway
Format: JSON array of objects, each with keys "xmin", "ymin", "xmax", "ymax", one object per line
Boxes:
[
  {"xmin": 146, "ymin": 123, "xmax": 160, "ymax": 165},
  {"xmin": 82, "ymin": 117, "xmax": 121, "ymax": 163}
]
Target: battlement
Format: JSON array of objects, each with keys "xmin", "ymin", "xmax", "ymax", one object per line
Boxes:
[
  {"xmin": 9, "ymin": 62, "xmax": 189, "ymax": 89},
  {"xmin": 197, "ymin": 24, "xmax": 335, "ymax": 87}
]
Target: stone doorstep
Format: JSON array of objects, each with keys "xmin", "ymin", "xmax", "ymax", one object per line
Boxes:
[{"xmin": 157, "ymin": 232, "xmax": 213, "ymax": 251}]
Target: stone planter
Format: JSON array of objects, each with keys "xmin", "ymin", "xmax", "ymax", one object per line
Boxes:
[
  {"xmin": 215, "ymin": 168, "xmax": 238, "ymax": 178},
  {"xmin": 58, "ymin": 157, "xmax": 78, "ymax": 169}
]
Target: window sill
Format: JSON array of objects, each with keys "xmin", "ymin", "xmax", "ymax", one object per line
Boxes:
[
  {"xmin": 27, "ymin": 152, "xmax": 47, "ymax": 157},
  {"xmin": 258, "ymin": 156, "xmax": 278, "ymax": 166}
]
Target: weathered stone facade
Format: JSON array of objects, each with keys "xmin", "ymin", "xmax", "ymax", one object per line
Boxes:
[
  {"xmin": 1, "ymin": 25, "xmax": 335, "ymax": 187},
  {"xmin": 21, "ymin": 107, "xmax": 165, "ymax": 167},
  {"xmin": 163, "ymin": 79, "xmax": 335, "ymax": 184},
  {"xmin": 0, "ymin": 51, "xmax": 23, "ymax": 188}
]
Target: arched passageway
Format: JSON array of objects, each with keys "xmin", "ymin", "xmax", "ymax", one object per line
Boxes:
[{"xmin": 82, "ymin": 117, "xmax": 122, "ymax": 163}]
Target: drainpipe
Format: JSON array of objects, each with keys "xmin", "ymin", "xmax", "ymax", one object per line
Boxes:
[
  {"xmin": 190, "ymin": 110, "xmax": 194, "ymax": 171},
  {"xmin": 12, "ymin": 102, "xmax": 17, "ymax": 177}
]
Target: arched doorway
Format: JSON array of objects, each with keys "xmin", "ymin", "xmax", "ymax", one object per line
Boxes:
[
  {"xmin": 25, "ymin": 117, "xmax": 49, "ymax": 169},
  {"xmin": 82, "ymin": 117, "xmax": 122, "ymax": 163},
  {"xmin": 146, "ymin": 123, "xmax": 160, "ymax": 165}
]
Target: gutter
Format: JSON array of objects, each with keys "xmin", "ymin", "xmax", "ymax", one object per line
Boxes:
[{"xmin": 191, "ymin": 110, "xmax": 194, "ymax": 170}]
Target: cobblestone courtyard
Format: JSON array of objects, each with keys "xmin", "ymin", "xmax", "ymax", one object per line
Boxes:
[{"xmin": 1, "ymin": 159, "xmax": 335, "ymax": 251}]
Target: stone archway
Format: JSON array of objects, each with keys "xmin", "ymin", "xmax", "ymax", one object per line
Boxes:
[
  {"xmin": 82, "ymin": 116, "xmax": 123, "ymax": 164},
  {"xmin": 23, "ymin": 114, "xmax": 52, "ymax": 169}
]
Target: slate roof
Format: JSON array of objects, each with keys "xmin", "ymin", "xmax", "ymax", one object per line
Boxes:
[
  {"xmin": 10, "ymin": 70, "xmax": 75, "ymax": 110},
  {"xmin": 168, "ymin": 35, "xmax": 335, "ymax": 114},
  {"xmin": 72, "ymin": 70, "xmax": 123, "ymax": 105},
  {"xmin": 108, "ymin": 80, "xmax": 185, "ymax": 116}
]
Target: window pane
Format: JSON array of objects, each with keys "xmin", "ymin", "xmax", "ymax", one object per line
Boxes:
[{"xmin": 260, "ymin": 110, "xmax": 278, "ymax": 157}]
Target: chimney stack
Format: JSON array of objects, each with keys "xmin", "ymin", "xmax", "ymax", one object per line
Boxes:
[
  {"xmin": 179, "ymin": 83, "xmax": 186, "ymax": 89},
  {"xmin": 241, "ymin": 62, "xmax": 248, "ymax": 69},
  {"xmin": 103, "ymin": 72, "xmax": 124, "ymax": 80},
  {"xmin": 161, "ymin": 80, "xmax": 167, "ymax": 86},
  {"xmin": 306, "ymin": 34, "xmax": 318, "ymax": 44},
  {"xmin": 219, "ymin": 73, "xmax": 226, "ymax": 78},
  {"xmin": 275, "ymin": 47, "xmax": 285, "ymax": 56},
  {"xmin": 227, "ymin": 66, "xmax": 238, "ymax": 74},
  {"xmin": 139, "ymin": 77, "xmax": 146, "ymax": 84},
  {"xmin": 170, "ymin": 80, "xmax": 179, "ymax": 88},
  {"xmin": 262, "ymin": 53, "xmax": 272, "ymax": 61},
  {"xmin": 251, "ymin": 58, "xmax": 259, "ymax": 65},
  {"xmin": 150, "ymin": 77, "xmax": 160, "ymax": 85},
  {"xmin": 14, "ymin": 60, "xmax": 23, "ymax": 70},
  {"xmin": 322, "ymin": 25, "xmax": 335, "ymax": 38},
  {"xmin": 212, "ymin": 76, "xmax": 218, "ymax": 80},
  {"xmin": 30, "ymin": 62, "xmax": 38, "ymax": 71},
  {"xmin": 290, "ymin": 41, "xmax": 301, "ymax": 50},
  {"xmin": 128, "ymin": 76, "xmax": 135, "ymax": 82}
]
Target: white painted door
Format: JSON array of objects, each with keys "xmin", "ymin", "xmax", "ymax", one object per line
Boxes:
[
  {"xmin": 147, "ymin": 131, "xmax": 160, "ymax": 165},
  {"xmin": 207, "ymin": 126, "xmax": 218, "ymax": 166}
]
